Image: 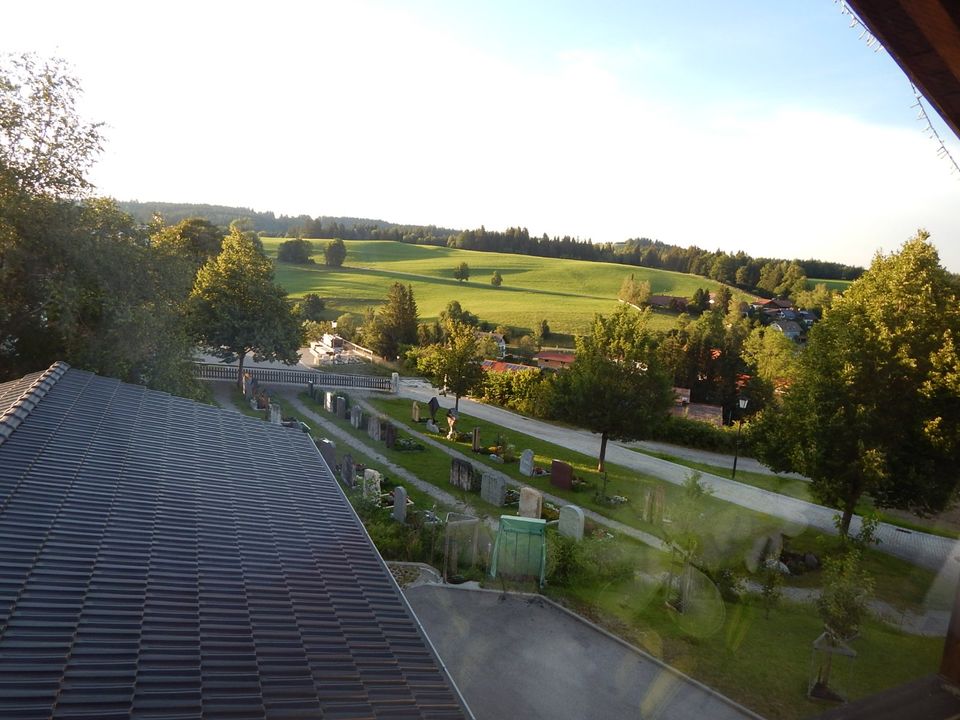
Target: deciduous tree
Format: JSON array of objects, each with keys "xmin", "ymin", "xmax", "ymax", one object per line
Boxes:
[
  {"xmin": 324, "ymin": 238, "xmax": 346, "ymax": 267},
  {"xmin": 188, "ymin": 228, "xmax": 303, "ymax": 387},
  {"xmin": 552, "ymin": 304, "xmax": 674, "ymax": 471},
  {"xmin": 753, "ymin": 233, "xmax": 960, "ymax": 535},
  {"xmin": 416, "ymin": 321, "xmax": 485, "ymax": 411},
  {"xmin": 453, "ymin": 261, "xmax": 470, "ymax": 282}
]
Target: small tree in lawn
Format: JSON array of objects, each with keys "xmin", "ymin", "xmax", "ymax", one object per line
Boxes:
[
  {"xmin": 491, "ymin": 270, "xmax": 503, "ymax": 287},
  {"xmin": 812, "ymin": 550, "xmax": 874, "ymax": 697},
  {"xmin": 552, "ymin": 304, "xmax": 674, "ymax": 472},
  {"xmin": 188, "ymin": 228, "xmax": 303, "ymax": 387},
  {"xmin": 416, "ymin": 321, "xmax": 484, "ymax": 411},
  {"xmin": 453, "ymin": 262, "xmax": 470, "ymax": 282}
]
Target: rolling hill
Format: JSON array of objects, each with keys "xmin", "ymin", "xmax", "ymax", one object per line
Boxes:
[{"xmin": 264, "ymin": 239, "xmax": 754, "ymax": 337}]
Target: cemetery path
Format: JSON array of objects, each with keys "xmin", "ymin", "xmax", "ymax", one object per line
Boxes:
[
  {"xmin": 623, "ymin": 439, "xmax": 809, "ymax": 480},
  {"xmin": 396, "ymin": 379, "xmax": 960, "ymax": 576},
  {"xmin": 349, "ymin": 396, "xmax": 668, "ymax": 553},
  {"xmin": 281, "ymin": 393, "xmax": 496, "ymax": 529}
]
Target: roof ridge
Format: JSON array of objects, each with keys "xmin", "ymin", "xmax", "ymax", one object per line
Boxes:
[{"xmin": 0, "ymin": 361, "xmax": 71, "ymax": 447}]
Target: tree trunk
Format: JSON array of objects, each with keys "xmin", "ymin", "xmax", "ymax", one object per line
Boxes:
[
  {"xmin": 838, "ymin": 497, "xmax": 857, "ymax": 537},
  {"xmin": 597, "ymin": 431, "xmax": 609, "ymax": 473},
  {"xmin": 454, "ymin": 394, "xmax": 460, "ymax": 412},
  {"xmin": 236, "ymin": 349, "xmax": 247, "ymax": 389}
]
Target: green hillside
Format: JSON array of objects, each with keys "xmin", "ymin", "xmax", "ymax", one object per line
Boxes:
[
  {"xmin": 808, "ymin": 277, "xmax": 852, "ymax": 292},
  {"xmin": 264, "ymin": 238, "xmax": 752, "ymax": 336}
]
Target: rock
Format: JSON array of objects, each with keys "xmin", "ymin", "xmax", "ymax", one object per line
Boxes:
[{"xmin": 804, "ymin": 553, "xmax": 820, "ymax": 570}]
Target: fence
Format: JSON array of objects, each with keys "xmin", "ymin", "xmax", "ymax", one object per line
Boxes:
[{"xmin": 194, "ymin": 363, "xmax": 394, "ymax": 391}]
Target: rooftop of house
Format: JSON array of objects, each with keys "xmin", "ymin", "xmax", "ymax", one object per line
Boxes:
[
  {"xmin": 848, "ymin": 0, "xmax": 960, "ymax": 140},
  {"xmin": 0, "ymin": 362, "xmax": 469, "ymax": 719},
  {"xmin": 533, "ymin": 351, "xmax": 576, "ymax": 364}
]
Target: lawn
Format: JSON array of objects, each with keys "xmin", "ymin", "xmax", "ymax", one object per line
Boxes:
[
  {"xmin": 808, "ymin": 277, "xmax": 853, "ymax": 292},
  {"xmin": 262, "ymin": 238, "xmax": 753, "ymax": 336}
]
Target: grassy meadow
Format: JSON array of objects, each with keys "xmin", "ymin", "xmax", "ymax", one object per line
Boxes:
[
  {"xmin": 808, "ymin": 277, "xmax": 853, "ymax": 292},
  {"xmin": 263, "ymin": 238, "xmax": 753, "ymax": 336}
]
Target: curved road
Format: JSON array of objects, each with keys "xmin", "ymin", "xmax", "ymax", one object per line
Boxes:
[{"xmin": 396, "ymin": 378, "xmax": 960, "ymax": 576}]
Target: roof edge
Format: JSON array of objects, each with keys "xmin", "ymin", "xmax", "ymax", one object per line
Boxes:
[{"xmin": 0, "ymin": 361, "xmax": 71, "ymax": 447}]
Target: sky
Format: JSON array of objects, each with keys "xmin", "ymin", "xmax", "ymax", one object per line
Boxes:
[{"xmin": 4, "ymin": 0, "xmax": 959, "ymax": 271}]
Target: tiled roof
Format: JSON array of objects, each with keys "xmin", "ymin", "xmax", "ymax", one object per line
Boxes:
[{"xmin": 0, "ymin": 363, "xmax": 469, "ymax": 719}]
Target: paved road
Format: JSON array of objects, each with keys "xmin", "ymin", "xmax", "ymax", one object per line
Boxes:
[
  {"xmin": 626, "ymin": 439, "xmax": 809, "ymax": 480},
  {"xmin": 396, "ymin": 379, "xmax": 960, "ymax": 575}
]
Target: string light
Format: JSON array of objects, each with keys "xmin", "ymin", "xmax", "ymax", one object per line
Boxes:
[{"xmin": 836, "ymin": 0, "xmax": 960, "ymax": 178}]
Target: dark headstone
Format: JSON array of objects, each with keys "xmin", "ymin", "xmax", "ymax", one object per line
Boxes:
[
  {"xmin": 384, "ymin": 422, "xmax": 397, "ymax": 449},
  {"xmin": 317, "ymin": 438, "xmax": 336, "ymax": 471},
  {"xmin": 335, "ymin": 396, "xmax": 347, "ymax": 419},
  {"xmin": 428, "ymin": 396, "xmax": 440, "ymax": 421},
  {"xmin": 471, "ymin": 427, "xmax": 481, "ymax": 453},
  {"xmin": 341, "ymin": 453, "xmax": 355, "ymax": 487},
  {"xmin": 449, "ymin": 458, "xmax": 478, "ymax": 492},
  {"xmin": 550, "ymin": 459, "xmax": 574, "ymax": 491}
]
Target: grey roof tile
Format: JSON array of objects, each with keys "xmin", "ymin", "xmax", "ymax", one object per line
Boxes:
[{"xmin": 0, "ymin": 365, "xmax": 469, "ymax": 719}]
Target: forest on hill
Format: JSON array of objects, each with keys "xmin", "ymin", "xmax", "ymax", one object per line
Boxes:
[{"xmin": 118, "ymin": 200, "xmax": 864, "ymax": 302}]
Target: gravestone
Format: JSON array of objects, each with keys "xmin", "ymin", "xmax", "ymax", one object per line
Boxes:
[
  {"xmin": 307, "ymin": 380, "xmax": 314, "ymax": 398},
  {"xmin": 269, "ymin": 403, "xmax": 282, "ymax": 425},
  {"xmin": 550, "ymin": 459, "xmax": 574, "ymax": 491},
  {"xmin": 316, "ymin": 438, "xmax": 336, "ymax": 471},
  {"xmin": 471, "ymin": 427, "xmax": 482, "ymax": 453},
  {"xmin": 324, "ymin": 391, "xmax": 335, "ymax": 413},
  {"xmin": 350, "ymin": 405, "xmax": 363, "ymax": 429},
  {"xmin": 393, "ymin": 486, "xmax": 408, "ymax": 523},
  {"xmin": 363, "ymin": 469, "xmax": 382, "ymax": 502},
  {"xmin": 449, "ymin": 458, "xmax": 477, "ymax": 492},
  {"xmin": 335, "ymin": 396, "xmax": 347, "ymax": 420},
  {"xmin": 425, "ymin": 420, "xmax": 440, "ymax": 434},
  {"xmin": 384, "ymin": 422, "xmax": 397, "ymax": 449},
  {"xmin": 242, "ymin": 373, "xmax": 255, "ymax": 399},
  {"xmin": 411, "ymin": 401, "xmax": 421, "ymax": 422},
  {"xmin": 367, "ymin": 417, "xmax": 382, "ymax": 441},
  {"xmin": 341, "ymin": 453, "xmax": 355, "ymax": 488},
  {"xmin": 428, "ymin": 396, "xmax": 440, "ymax": 421},
  {"xmin": 519, "ymin": 449, "xmax": 535, "ymax": 477},
  {"xmin": 518, "ymin": 487, "xmax": 543, "ymax": 519},
  {"xmin": 642, "ymin": 486, "xmax": 666, "ymax": 523},
  {"xmin": 558, "ymin": 505, "xmax": 585, "ymax": 541},
  {"xmin": 481, "ymin": 474, "xmax": 506, "ymax": 507}
]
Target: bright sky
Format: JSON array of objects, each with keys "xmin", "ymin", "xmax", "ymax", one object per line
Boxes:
[{"xmin": 5, "ymin": 0, "xmax": 959, "ymax": 271}]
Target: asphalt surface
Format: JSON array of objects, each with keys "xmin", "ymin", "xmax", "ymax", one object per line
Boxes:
[
  {"xmin": 396, "ymin": 378, "xmax": 960, "ymax": 575},
  {"xmin": 406, "ymin": 585, "xmax": 761, "ymax": 720}
]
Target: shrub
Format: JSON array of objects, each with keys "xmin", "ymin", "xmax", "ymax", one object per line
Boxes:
[{"xmin": 277, "ymin": 238, "xmax": 314, "ymax": 263}]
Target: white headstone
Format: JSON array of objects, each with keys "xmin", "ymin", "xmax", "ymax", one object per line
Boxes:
[
  {"xmin": 393, "ymin": 486, "xmax": 408, "ymax": 523},
  {"xmin": 558, "ymin": 505, "xmax": 585, "ymax": 541},
  {"xmin": 269, "ymin": 403, "xmax": 282, "ymax": 425},
  {"xmin": 518, "ymin": 487, "xmax": 543, "ymax": 519},
  {"xmin": 324, "ymin": 391, "xmax": 335, "ymax": 413},
  {"xmin": 519, "ymin": 449, "xmax": 535, "ymax": 477},
  {"xmin": 391, "ymin": 372, "xmax": 400, "ymax": 394},
  {"xmin": 363, "ymin": 469, "xmax": 382, "ymax": 501}
]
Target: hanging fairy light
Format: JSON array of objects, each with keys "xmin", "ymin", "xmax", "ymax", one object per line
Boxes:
[{"xmin": 836, "ymin": 0, "xmax": 960, "ymax": 178}]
